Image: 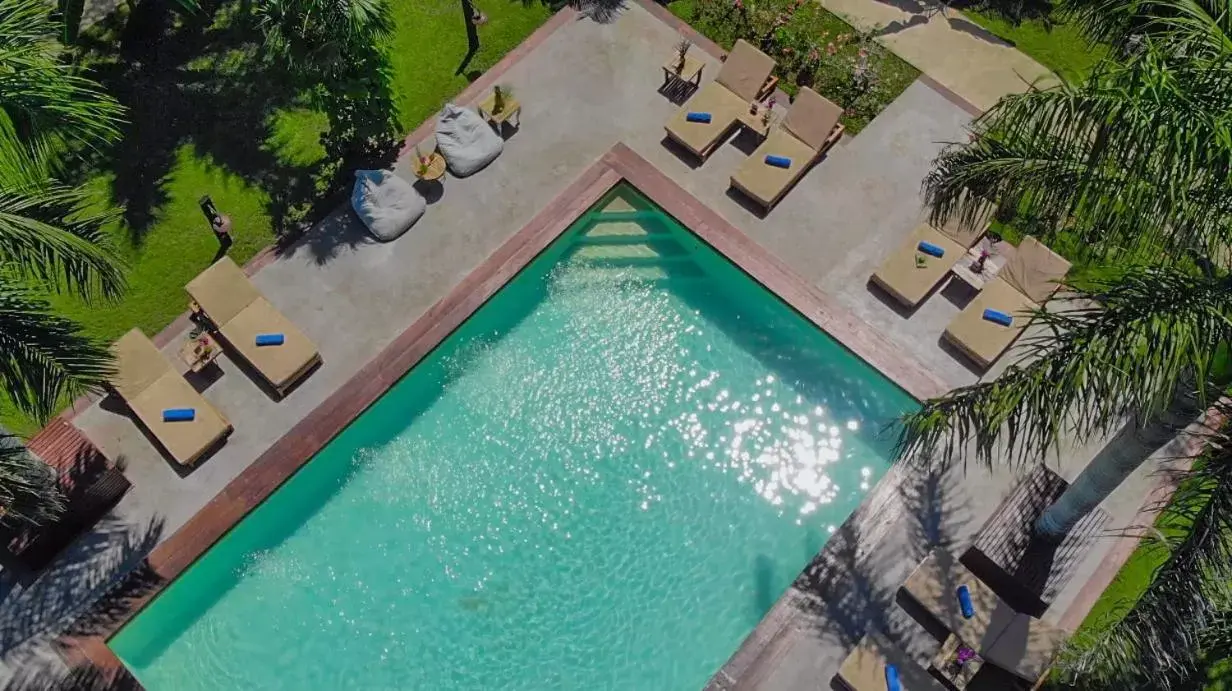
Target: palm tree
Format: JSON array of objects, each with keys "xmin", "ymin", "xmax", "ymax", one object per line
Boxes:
[
  {"xmin": 1, "ymin": 0, "xmax": 126, "ymax": 526},
  {"xmin": 896, "ymin": 0, "xmax": 1232, "ymax": 686},
  {"xmin": 253, "ymin": 0, "xmax": 394, "ymax": 81},
  {"xmin": 252, "ymin": 0, "xmax": 397, "ymax": 176}
]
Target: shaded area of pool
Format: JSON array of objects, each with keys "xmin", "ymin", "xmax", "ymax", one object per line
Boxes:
[{"xmin": 109, "ymin": 185, "xmax": 917, "ymax": 690}]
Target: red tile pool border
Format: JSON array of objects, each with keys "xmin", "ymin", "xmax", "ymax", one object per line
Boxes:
[{"xmin": 64, "ymin": 143, "xmax": 946, "ymax": 684}]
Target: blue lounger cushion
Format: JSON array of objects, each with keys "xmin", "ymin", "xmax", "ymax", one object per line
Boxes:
[
  {"xmin": 686, "ymin": 112, "xmax": 712, "ymax": 123},
  {"xmin": 957, "ymin": 584, "xmax": 976, "ymax": 618},
  {"xmin": 255, "ymin": 333, "xmax": 285, "ymax": 347},
  {"xmin": 885, "ymin": 663, "xmax": 902, "ymax": 691},
  {"xmin": 764, "ymin": 155, "xmax": 792, "ymax": 168},
  {"xmin": 917, "ymin": 241, "xmax": 945, "ymax": 257},
  {"xmin": 982, "ymin": 309, "xmax": 1014, "ymax": 327},
  {"xmin": 163, "ymin": 408, "xmax": 196, "ymax": 422}
]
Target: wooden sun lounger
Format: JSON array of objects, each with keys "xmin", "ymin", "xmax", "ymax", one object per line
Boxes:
[
  {"xmin": 836, "ymin": 635, "xmax": 945, "ymax": 690},
  {"xmin": 729, "ymin": 87, "xmax": 844, "ymax": 211},
  {"xmin": 943, "ymin": 237, "xmax": 1071, "ymax": 368},
  {"xmin": 870, "ymin": 218, "xmax": 987, "ymax": 308},
  {"xmin": 899, "ymin": 550, "xmax": 1067, "ymax": 683},
  {"xmin": 186, "ymin": 257, "xmax": 321, "ymax": 396},
  {"xmin": 664, "ymin": 39, "xmax": 776, "ymax": 161},
  {"xmin": 108, "ymin": 329, "xmax": 232, "ymax": 466}
]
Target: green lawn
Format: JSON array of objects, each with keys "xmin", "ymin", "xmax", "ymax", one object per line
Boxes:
[
  {"xmin": 960, "ymin": 9, "xmax": 1107, "ymax": 84},
  {"xmin": 1, "ymin": 0, "xmax": 552, "ymax": 435}
]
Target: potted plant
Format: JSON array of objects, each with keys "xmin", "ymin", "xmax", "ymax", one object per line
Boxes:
[
  {"xmin": 493, "ymin": 84, "xmax": 513, "ymax": 113},
  {"xmin": 414, "ymin": 144, "xmax": 433, "ymax": 178},
  {"xmin": 674, "ymin": 39, "xmax": 691, "ymax": 73}
]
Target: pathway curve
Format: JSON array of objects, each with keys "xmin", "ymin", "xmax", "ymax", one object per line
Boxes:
[{"xmin": 821, "ymin": 0, "xmax": 1059, "ymax": 112}]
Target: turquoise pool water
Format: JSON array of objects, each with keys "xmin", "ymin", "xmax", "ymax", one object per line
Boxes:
[{"xmin": 110, "ymin": 186, "xmax": 916, "ymax": 690}]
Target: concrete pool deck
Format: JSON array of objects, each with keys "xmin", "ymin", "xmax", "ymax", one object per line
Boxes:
[{"xmin": 0, "ymin": 2, "xmax": 1183, "ymax": 687}]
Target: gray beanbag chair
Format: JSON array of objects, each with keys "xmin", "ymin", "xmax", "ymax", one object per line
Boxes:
[
  {"xmin": 435, "ymin": 103, "xmax": 504, "ymax": 177},
  {"xmin": 350, "ymin": 169, "xmax": 426, "ymax": 242}
]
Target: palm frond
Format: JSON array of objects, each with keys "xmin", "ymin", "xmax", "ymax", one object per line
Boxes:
[
  {"xmin": 1059, "ymin": 0, "xmax": 1232, "ymax": 55},
  {"xmin": 0, "ymin": 278, "xmax": 113, "ymax": 421},
  {"xmin": 927, "ymin": 55, "xmax": 1232, "ymax": 263},
  {"xmin": 0, "ymin": 143, "xmax": 125, "ymax": 301},
  {"xmin": 897, "ymin": 267, "xmax": 1232, "ymax": 467},
  {"xmin": 0, "ymin": 434, "xmax": 64, "ymax": 529},
  {"xmin": 1055, "ymin": 418, "xmax": 1232, "ymax": 689},
  {"xmin": 0, "ymin": 0, "xmax": 125, "ymax": 157}
]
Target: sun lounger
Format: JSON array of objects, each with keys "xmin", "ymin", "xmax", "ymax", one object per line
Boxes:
[
  {"xmin": 899, "ymin": 550, "xmax": 1067, "ymax": 683},
  {"xmin": 108, "ymin": 329, "xmax": 232, "ymax": 466},
  {"xmin": 186, "ymin": 257, "xmax": 321, "ymax": 395},
  {"xmin": 943, "ymin": 236, "xmax": 1071, "ymax": 368},
  {"xmin": 871, "ymin": 217, "xmax": 987, "ymax": 308},
  {"xmin": 664, "ymin": 40, "xmax": 776, "ymax": 160},
  {"xmin": 729, "ymin": 87, "xmax": 844, "ymax": 210},
  {"xmin": 901, "ymin": 550, "xmax": 1017, "ymax": 652},
  {"xmin": 836, "ymin": 635, "xmax": 945, "ymax": 690}
]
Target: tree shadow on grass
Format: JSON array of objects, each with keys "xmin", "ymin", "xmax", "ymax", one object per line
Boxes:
[{"xmin": 72, "ymin": 1, "xmax": 347, "ymax": 247}]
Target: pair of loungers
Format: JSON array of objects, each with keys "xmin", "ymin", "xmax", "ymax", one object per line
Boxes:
[
  {"xmin": 108, "ymin": 257, "xmax": 321, "ymax": 466},
  {"xmin": 873, "ymin": 225, "xmax": 1071, "ymax": 369},
  {"xmin": 664, "ymin": 40, "xmax": 844, "ymax": 211},
  {"xmin": 835, "ymin": 550, "xmax": 1067, "ymax": 689}
]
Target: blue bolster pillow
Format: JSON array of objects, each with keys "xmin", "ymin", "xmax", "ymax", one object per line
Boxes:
[
  {"xmin": 686, "ymin": 112, "xmax": 712, "ymax": 123},
  {"xmin": 163, "ymin": 408, "xmax": 196, "ymax": 422},
  {"xmin": 885, "ymin": 663, "xmax": 902, "ymax": 691},
  {"xmin": 764, "ymin": 155, "xmax": 792, "ymax": 168},
  {"xmin": 917, "ymin": 241, "xmax": 945, "ymax": 258},
  {"xmin": 982, "ymin": 309, "xmax": 1013, "ymax": 327},
  {"xmin": 256, "ymin": 333, "xmax": 285, "ymax": 346},
  {"xmin": 957, "ymin": 584, "xmax": 976, "ymax": 618}
]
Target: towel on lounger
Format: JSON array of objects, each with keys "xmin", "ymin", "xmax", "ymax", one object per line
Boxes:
[
  {"xmin": 982, "ymin": 309, "xmax": 1013, "ymax": 327},
  {"xmin": 885, "ymin": 663, "xmax": 901, "ymax": 691},
  {"xmin": 917, "ymin": 241, "xmax": 945, "ymax": 257},
  {"xmin": 163, "ymin": 408, "xmax": 196, "ymax": 422},
  {"xmin": 255, "ymin": 333, "xmax": 285, "ymax": 346},
  {"xmin": 686, "ymin": 112, "xmax": 712, "ymax": 123},
  {"xmin": 957, "ymin": 585, "xmax": 976, "ymax": 618},
  {"xmin": 764, "ymin": 155, "xmax": 791, "ymax": 168}
]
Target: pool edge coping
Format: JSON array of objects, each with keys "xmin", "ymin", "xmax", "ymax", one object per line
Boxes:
[{"xmin": 63, "ymin": 143, "xmax": 948, "ymax": 686}]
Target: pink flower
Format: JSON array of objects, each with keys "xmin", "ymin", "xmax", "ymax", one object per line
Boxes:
[
  {"xmin": 826, "ymin": 42, "xmax": 837, "ymax": 55},
  {"xmin": 733, "ymin": 0, "xmax": 742, "ymax": 8},
  {"xmin": 808, "ymin": 47, "xmax": 820, "ymax": 62},
  {"xmin": 858, "ymin": 48, "xmax": 868, "ymax": 58}
]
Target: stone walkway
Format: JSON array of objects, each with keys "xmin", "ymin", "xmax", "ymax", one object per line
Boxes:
[{"xmin": 821, "ymin": 0, "xmax": 1058, "ymax": 112}]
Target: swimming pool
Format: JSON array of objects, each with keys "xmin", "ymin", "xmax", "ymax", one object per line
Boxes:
[{"xmin": 109, "ymin": 184, "xmax": 917, "ymax": 690}]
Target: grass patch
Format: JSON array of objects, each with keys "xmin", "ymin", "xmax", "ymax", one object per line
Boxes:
[
  {"xmin": 668, "ymin": 0, "xmax": 919, "ymax": 133},
  {"xmin": 960, "ymin": 9, "xmax": 1107, "ymax": 83},
  {"xmin": 1, "ymin": 0, "xmax": 553, "ymax": 435}
]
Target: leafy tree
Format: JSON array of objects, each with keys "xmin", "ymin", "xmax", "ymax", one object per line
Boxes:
[
  {"xmin": 253, "ymin": 0, "xmax": 398, "ymax": 192},
  {"xmin": 1, "ymin": 0, "xmax": 125, "ymax": 526},
  {"xmin": 897, "ymin": 0, "xmax": 1232, "ymax": 686}
]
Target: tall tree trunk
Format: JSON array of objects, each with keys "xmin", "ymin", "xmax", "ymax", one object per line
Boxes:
[{"xmin": 1034, "ymin": 391, "xmax": 1202, "ymax": 539}]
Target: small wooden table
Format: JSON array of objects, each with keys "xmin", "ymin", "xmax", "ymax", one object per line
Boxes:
[
  {"xmin": 662, "ymin": 54, "xmax": 705, "ymax": 89},
  {"xmin": 413, "ymin": 152, "xmax": 446, "ymax": 182},
  {"xmin": 179, "ymin": 333, "xmax": 222, "ymax": 373},
  {"xmin": 930, "ymin": 634, "xmax": 984, "ymax": 690},
  {"xmin": 737, "ymin": 103, "xmax": 775, "ymax": 139},
  {"xmin": 950, "ymin": 240, "xmax": 1009, "ymax": 291},
  {"xmin": 478, "ymin": 93, "xmax": 522, "ymax": 130}
]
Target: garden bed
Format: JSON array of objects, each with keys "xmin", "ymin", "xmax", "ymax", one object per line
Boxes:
[{"xmin": 669, "ymin": 0, "xmax": 919, "ymax": 133}]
